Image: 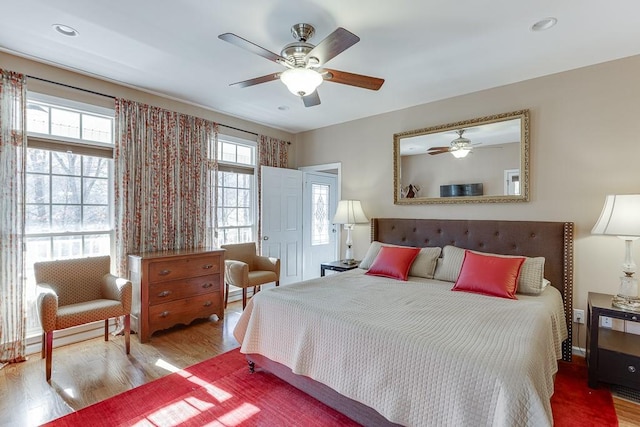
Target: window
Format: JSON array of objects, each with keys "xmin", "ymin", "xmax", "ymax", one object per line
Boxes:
[
  {"xmin": 212, "ymin": 137, "xmax": 256, "ymax": 245},
  {"xmin": 24, "ymin": 93, "xmax": 114, "ymax": 336}
]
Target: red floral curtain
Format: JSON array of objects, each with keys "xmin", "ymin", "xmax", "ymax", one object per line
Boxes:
[
  {"xmin": 114, "ymin": 99, "xmax": 217, "ymax": 275},
  {"xmin": 0, "ymin": 69, "xmax": 27, "ymax": 365},
  {"xmin": 256, "ymin": 135, "xmax": 289, "ymax": 250}
]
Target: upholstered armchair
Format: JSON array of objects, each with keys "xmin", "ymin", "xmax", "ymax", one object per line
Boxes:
[
  {"xmin": 35, "ymin": 255, "xmax": 131, "ymax": 381},
  {"xmin": 221, "ymin": 242, "xmax": 280, "ymax": 309}
]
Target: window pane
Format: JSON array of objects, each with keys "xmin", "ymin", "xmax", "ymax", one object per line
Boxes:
[
  {"xmin": 83, "ymin": 157, "xmax": 108, "ymax": 178},
  {"xmin": 26, "ymin": 205, "xmax": 50, "ymax": 233},
  {"xmin": 311, "ymin": 184, "xmax": 330, "ymax": 245},
  {"xmin": 26, "ymin": 174, "xmax": 49, "ymax": 203},
  {"xmin": 221, "ymin": 142, "xmax": 236, "ymax": 162},
  {"xmin": 222, "ymin": 228, "xmax": 239, "ymax": 245},
  {"xmin": 51, "ymin": 151, "xmax": 81, "ymax": 176},
  {"xmin": 26, "ymin": 103, "xmax": 50, "ymax": 134},
  {"xmin": 25, "ymin": 237, "xmax": 52, "ymax": 264},
  {"xmin": 84, "ymin": 234, "xmax": 111, "ymax": 256},
  {"xmin": 238, "ymin": 174, "xmax": 251, "ymax": 188},
  {"xmin": 26, "ymin": 149, "xmax": 49, "ymax": 173},
  {"xmin": 237, "ymin": 208, "xmax": 251, "ymax": 226},
  {"xmin": 223, "ymin": 188, "xmax": 237, "ymax": 207},
  {"xmin": 239, "ymin": 227, "xmax": 252, "ymax": 243},
  {"xmin": 237, "ymin": 145, "xmax": 252, "ymax": 165},
  {"xmin": 238, "ymin": 189, "xmax": 251, "ymax": 207},
  {"xmin": 82, "ymin": 114, "xmax": 112, "ymax": 143},
  {"xmin": 51, "ymin": 108, "xmax": 80, "ymax": 139},
  {"xmin": 52, "ymin": 236, "xmax": 83, "ymax": 259},
  {"xmin": 51, "ymin": 176, "xmax": 81, "ymax": 204},
  {"xmin": 221, "ymin": 208, "xmax": 238, "ymax": 226},
  {"xmin": 51, "ymin": 205, "xmax": 81, "ymax": 231},
  {"xmin": 83, "ymin": 178, "xmax": 109, "ymax": 204},
  {"xmin": 83, "ymin": 206, "xmax": 110, "ymax": 229},
  {"xmin": 223, "ymin": 172, "xmax": 237, "ymax": 187}
]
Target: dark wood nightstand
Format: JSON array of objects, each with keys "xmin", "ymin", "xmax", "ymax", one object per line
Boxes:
[
  {"xmin": 320, "ymin": 260, "xmax": 361, "ymax": 277},
  {"xmin": 587, "ymin": 292, "xmax": 640, "ymax": 390}
]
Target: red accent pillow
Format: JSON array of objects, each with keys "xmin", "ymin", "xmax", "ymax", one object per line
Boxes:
[
  {"xmin": 365, "ymin": 246, "xmax": 421, "ymax": 281},
  {"xmin": 452, "ymin": 250, "xmax": 525, "ymax": 299}
]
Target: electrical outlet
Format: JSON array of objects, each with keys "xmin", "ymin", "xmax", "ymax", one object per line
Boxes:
[
  {"xmin": 573, "ymin": 309, "xmax": 585, "ymax": 324},
  {"xmin": 601, "ymin": 316, "xmax": 613, "ymax": 328}
]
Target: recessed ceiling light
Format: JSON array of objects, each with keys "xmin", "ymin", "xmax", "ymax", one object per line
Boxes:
[
  {"xmin": 52, "ymin": 24, "xmax": 79, "ymax": 37},
  {"xmin": 531, "ymin": 17, "xmax": 557, "ymax": 32},
  {"xmin": 278, "ymin": 105, "xmax": 290, "ymax": 111}
]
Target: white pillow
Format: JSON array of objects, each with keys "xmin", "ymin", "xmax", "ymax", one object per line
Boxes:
[
  {"xmin": 359, "ymin": 241, "xmax": 442, "ymax": 279},
  {"xmin": 433, "ymin": 245, "xmax": 547, "ymax": 295}
]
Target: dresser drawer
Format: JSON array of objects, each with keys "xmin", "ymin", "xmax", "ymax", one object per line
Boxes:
[
  {"xmin": 598, "ymin": 349, "xmax": 640, "ymax": 388},
  {"xmin": 148, "ymin": 293, "xmax": 221, "ymax": 333},
  {"xmin": 148, "ymin": 255, "xmax": 221, "ymax": 282},
  {"xmin": 148, "ymin": 274, "xmax": 220, "ymax": 305}
]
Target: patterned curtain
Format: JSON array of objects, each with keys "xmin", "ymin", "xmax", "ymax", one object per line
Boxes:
[
  {"xmin": 0, "ymin": 70, "xmax": 27, "ymax": 365},
  {"xmin": 256, "ymin": 135, "xmax": 289, "ymax": 250},
  {"xmin": 114, "ymin": 99, "xmax": 216, "ymax": 275}
]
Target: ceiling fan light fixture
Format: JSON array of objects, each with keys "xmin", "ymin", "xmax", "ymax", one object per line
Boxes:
[{"xmin": 280, "ymin": 68, "xmax": 323, "ymax": 97}]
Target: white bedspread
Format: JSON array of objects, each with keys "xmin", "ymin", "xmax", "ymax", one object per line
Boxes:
[{"xmin": 233, "ymin": 269, "xmax": 568, "ymax": 427}]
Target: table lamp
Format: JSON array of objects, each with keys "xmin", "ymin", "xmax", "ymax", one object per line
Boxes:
[
  {"xmin": 332, "ymin": 200, "xmax": 368, "ymax": 265},
  {"xmin": 591, "ymin": 194, "xmax": 640, "ymax": 310}
]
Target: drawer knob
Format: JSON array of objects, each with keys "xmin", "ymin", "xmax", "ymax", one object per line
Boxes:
[
  {"xmin": 158, "ymin": 269, "xmax": 171, "ymax": 276},
  {"xmin": 160, "ymin": 311, "xmax": 170, "ymax": 318},
  {"xmin": 629, "ymin": 366, "xmax": 637, "ymax": 373},
  {"xmin": 158, "ymin": 290, "xmax": 171, "ymax": 297},
  {"xmin": 203, "ymin": 301, "xmax": 212, "ymax": 307},
  {"xmin": 202, "ymin": 283, "xmax": 213, "ymax": 289},
  {"xmin": 203, "ymin": 264, "xmax": 213, "ymax": 269}
]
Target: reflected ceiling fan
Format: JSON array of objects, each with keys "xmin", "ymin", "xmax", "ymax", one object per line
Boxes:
[
  {"xmin": 427, "ymin": 129, "xmax": 481, "ymax": 158},
  {"xmin": 218, "ymin": 23, "xmax": 384, "ymax": 107}
]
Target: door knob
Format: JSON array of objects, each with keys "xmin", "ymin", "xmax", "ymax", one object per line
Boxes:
[{"xmin": 263, "ymin": 236, "xmax": 269, "ymax": 240}]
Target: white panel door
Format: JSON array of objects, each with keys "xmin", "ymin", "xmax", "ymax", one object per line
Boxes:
[
  {"xmin": 302, "ymin": 171, "xmax": 338, "ymax": 280},
  {"xmin": 261, "ymin": 166, "xmax": 303, "ymax": 286}
]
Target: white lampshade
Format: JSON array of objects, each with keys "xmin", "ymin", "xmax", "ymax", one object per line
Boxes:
[
  {"xmin": 451, "ymin": 147, "xmax": 470, "ymax": 158},
  {"xmin": 333, "ymin": 200, "xmax": 368, "ymax": 225},
  {"xmin": 280, "ymin": 68, "xmax": 323, "ymax": 97},
  {"xmin": 591, "ymin": 195, "xmax": 640, "ymax": 239}
]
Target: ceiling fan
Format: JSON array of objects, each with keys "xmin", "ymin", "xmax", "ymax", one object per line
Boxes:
[
  {"xmin": 218, "ymin": 23, "xmax": 385, "ymax": 107},
  {"xmin": 427, "ymin": 129, "xmax": 479, "ymax": 158}
]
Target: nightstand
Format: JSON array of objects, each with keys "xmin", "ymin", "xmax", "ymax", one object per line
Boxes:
[
  {"xmin": 320, "ymin": 260, "xmax": 361, "ymax": 277},
  {"xmin": 586, "ymin": 292, "xmax": 640, "ymax": 390}
]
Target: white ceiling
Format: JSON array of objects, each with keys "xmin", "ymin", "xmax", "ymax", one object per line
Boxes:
[{"xmin": 2, "ymin": 1, "xmax": 640, "ymax": 134}]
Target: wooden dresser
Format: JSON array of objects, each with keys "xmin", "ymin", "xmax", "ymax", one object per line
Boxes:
[{"xmin": 128, "ymin": 248, "xmax": 225, "ymax": 343}]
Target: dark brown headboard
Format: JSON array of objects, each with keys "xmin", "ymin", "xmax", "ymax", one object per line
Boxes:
[{"xmin": 371, "ymin": 218, "xmax": 574, "ymax": 361}]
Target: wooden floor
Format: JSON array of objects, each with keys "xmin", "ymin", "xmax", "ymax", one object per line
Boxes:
[{"xmin": 1, "ymin": 301, "xmax": 639, "ymax": 426}]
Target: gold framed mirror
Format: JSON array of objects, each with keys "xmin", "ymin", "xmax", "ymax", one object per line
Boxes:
[{"xmin": 393, "ymin": 110, "xmax": 529, "ymax": 204}]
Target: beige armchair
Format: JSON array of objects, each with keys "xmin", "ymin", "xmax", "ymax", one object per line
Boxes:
[
  {"xmin": 35, "ymin": 255, "xmax": 131, "ymax": 381},
  {"xmin": 221, "ymin": 242, "xmax": 280, "ymax": 309}
]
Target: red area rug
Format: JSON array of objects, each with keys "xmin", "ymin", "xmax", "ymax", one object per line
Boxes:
[{"xmin": 43, "ymin": 349, "xmax": 617, "ymax": 426}]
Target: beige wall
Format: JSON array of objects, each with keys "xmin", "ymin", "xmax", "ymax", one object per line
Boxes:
[
  {"xmin": 0, "ymin": 51, "xmax": 296, "ymax": 157},
  {"xmin": 295, "ymin": 54, "xmax": 640, "ymax": 347}
]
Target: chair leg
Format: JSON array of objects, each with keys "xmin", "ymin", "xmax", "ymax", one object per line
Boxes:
[
  {"xmin": 104, "ymin": 319, "xmax": 109, "ymax": 341},
  {"xmin": 45, "ymin": 331, "xmax": 53, "ymax": 381},
  {"xmin": 276, "ymin": 281, "xmax": 280, "ymax": 287},
  {"xmin": 41, "ymin": 332, "xmax": 46, "ymax": 359},
  {"xmin": 224, "ymin": 282, "xmax": 229, "ymax": 308},
  {"xmin": 242, "ymin": 288, "xmax": 247, "ymax": 309},
  {"xmin": 124, "ymin": 314, "xmax": 130, "ymax": 355}
]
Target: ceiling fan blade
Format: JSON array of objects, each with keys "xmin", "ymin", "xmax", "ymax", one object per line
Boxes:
[
  {"xmin": 323, "ymin": 68, "xmax": 384, "ymax": 90},
  {"xmin": 428, "ymin": 149, "xmax": 451, "ymax": 155},
  {"xmin": 306, "ymin": 27, "xmax": 360, "ymax": 65},
  {"xmin": 229, "ymin": 73, "xmax": 281, "ymax": 88},
  {"xmin": 302, "ymin": 91, "xmax": 321, "ymax": 107},
  {"xmin": 428, "ymin": 146, "xmax": 450, "ymax": 151},
  {"xmin": 218, "ymin": 33, "xmax": 287, "ymax": 64}
]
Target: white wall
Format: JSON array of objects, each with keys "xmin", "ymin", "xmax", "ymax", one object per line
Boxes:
[{"xmin": 295, "ymin": 54, "xmax": 640, "ymax": 347}]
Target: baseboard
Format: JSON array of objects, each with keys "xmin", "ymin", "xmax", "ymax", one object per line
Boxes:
[
  {"xmin": 572, "ymin": 345, "xmax": 586, "ymax": 357},
  {"xmin": 25, "ymin": 319, "xmax": 119, "ymax": 356}
]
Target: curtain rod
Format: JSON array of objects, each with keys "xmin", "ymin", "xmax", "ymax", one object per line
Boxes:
[{"xmin": 26, "ymin": 74, "xmax": 275, "ymax": 140}]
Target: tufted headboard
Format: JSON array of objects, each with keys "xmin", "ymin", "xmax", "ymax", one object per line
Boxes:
[{"xmin": 371, "ymin": 218, "xmax": 574, "ymax": 361}]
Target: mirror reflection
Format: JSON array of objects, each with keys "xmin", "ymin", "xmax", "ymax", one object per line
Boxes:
[{"xmin": 393, "ymin": 110, "xmax": 529, "ymax": 204}]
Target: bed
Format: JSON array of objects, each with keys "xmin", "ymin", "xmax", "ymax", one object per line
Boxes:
[{"xmin": 233, "ymin": 218, "xmax": 574, "ymax": 426}]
